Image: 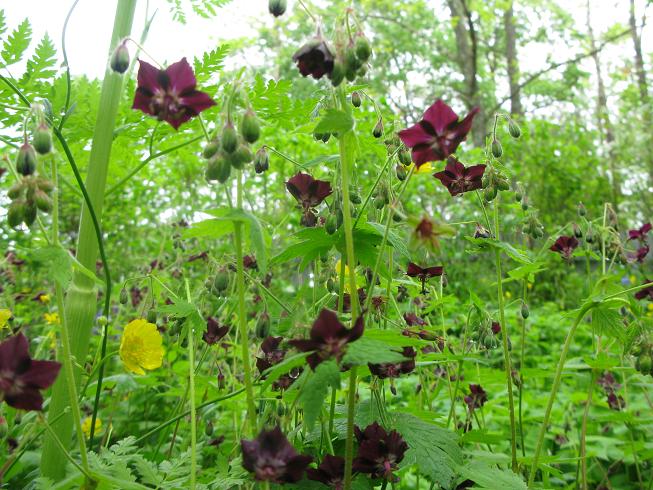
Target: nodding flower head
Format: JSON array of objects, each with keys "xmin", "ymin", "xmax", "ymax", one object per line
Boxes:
[
  {"xmin": 307, "ymin": 454, "xmax": 346, "ymax": 489},
  {"xmin": 353, "ymin": 422, "xmax": 408, "ymax": 481},
  {"xmin": 368, "ymin": 347, "xmax": 416, "ymax": 379},
  {"xmin": 292, "ymin": 37, "xmax": 334, "ymax": 80},
  {"xmin": 550, "ymin": 236, "xmax": 579, "ymax": 261},
  {"xmin": 433, "ymin": 156, "xmax": 486, "ymax": 197},
  {"xmin": 406, "ymin": 262, "xmax": 443, "ymax": 294},
  {"xmin": 285, "ymin": 172, "xmax": 332, "ymax": 227},
  {"xmin": 202, "ymin": 317, "xmax": 229, "ymax": 345},
  {"xmin": 464, "ymin": 384, "xmax": 488, "ymax": 410}
]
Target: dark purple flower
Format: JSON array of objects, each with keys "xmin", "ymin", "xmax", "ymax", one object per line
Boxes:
[
  {"xmin": 606, "ymin": 392, "xmax": 625, "ymax": 411},
  {"xmin": 406, "ymin": 262, "xmax": 443, "ymax": 294},
  {"xmin": 130, "ymin": 286, "xmax": 143, "ymax": 307},
  {"xmin": 286, "ymin": 172, "xmax": 333, "ymax": 227},
  {"xmin": 398, "ymin": 99, "xmax": 479, "ymax": 168},
  {"xmin": 202, "ymin": 317, "xmax": 229, "ymax": 345},
  {"xmin": 256, "ymin": 336, "xmax": 298, "ymax": 390},
  {"xmin": 464, "ymin": 384, "xmax": 487, "ymax": 411},
  {"xmin": 403, "ymin": 312, "xmax": 426, "ymax": 327},
  {"xmin": 433, "ymin": 156, "xmax": 486, "ymax": 197},
  {"xmin": 292, "ymin": 38, "xmax": 334, "ymax": 79},
  {"xmin": 243, "ymin": 255, "xmax": 258, "ymax": 270},
  {"xmin": 412, "ymin": 216, "xmax": 453, "ymax": 251},
  {"xmin": 635, "ymin": 279, "xmax": 653, "ymax": 301},
  {"xmin": 550, "ymin": 236, "xmax": 579, "ymax": 261},
  {"xmin": 337, "ymin": 288, "xmax": 367, "ymax": 313},
  {"xmin": 132, "ymin": 58, "xmax": 216, "ymax": 130},
  {"xmin": 491, "ymin": 322, "xmax": 501, "ymax": 335},
  {"xmin": 597, "ymin": 372, "xmax": 620, "ymax": 392},
  {"xmin": 368, "ymin": 347, "xmax": 416, "ymax": 379},
  {"xmin": 628, "ymin": 223, "xmax": 651, "ymax": 241},
  {"xmin": 628, "ymin": 244, "xmax": 649, "ymax": 263},
  {"xmin": 353, "ymin": 422, "xmax": 408, "ymax": 481},
  {"xmin": 289, "ymin": 309, "xmax": 364, "ymax": 369},
  {"xmin": 306, "ymin": 454, "xmax": 346, "ymax": 489},
  {"xmin": 241, "ymin": 426, "xmax": 312, "ymax": 483},
  {"xmin": 0, "ymin": 333, "xmax": 61, "ymax": 411}
]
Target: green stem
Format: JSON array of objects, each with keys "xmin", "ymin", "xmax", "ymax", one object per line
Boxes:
[
  {"xmin": 492, "ymin": 195, "xmax": 518, "ymax": 472},
  {"xmin": 235, "ymin": 169, "xmax": 258, "ymax": 433},
  {"xmin": 527, "ymin": 304, "xmax": 592, "ymax": 487},
  {"xmin": 41, "ymin": 1, "xmax": 137, "ymax": 480},
  {"xmin": 184, "ymin": 280, "xmax": 197, "ymax": 490}
]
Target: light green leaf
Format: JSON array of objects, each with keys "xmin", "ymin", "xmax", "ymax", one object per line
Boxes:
[
  {"xmin": 31, "ymin": 246, "xmax": 72, "ymax": 287},
  {"xmin": 314, "ymin": 109, "xmax": 354, "ymax": 134},
  {"xmin": 298, "ymin": 359, "xmax": 340, "ymax": 429},
  {"xmin": 343, "ymin": 337, "xmax": 410, "ymax": 366},
  {"xmin": 458, "ymin": 461, "xmax": 527, "ymax": 490}
]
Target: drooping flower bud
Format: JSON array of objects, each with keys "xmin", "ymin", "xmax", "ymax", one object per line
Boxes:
[
  {"xmin": 483, "ymin": 185, "xmax": 497, "ymax": 202},
  {"xmin": 268, "ymin": 0, "xmax": 287, "ymax": 17},
  {"xmin": 33, "ymin": 123, "xmax": 52, "ymax": 155},
  {"xmin": 491, "ymin": 138, "xmax": 503, "ymax": 158},
  {"xmin": 202, "ymin": 139, "xmax": 220, "ymax": 159},
  {"xmin": 119, "ymin": 288, "xmax": 128, "ymax": 304},
  {"xmin": 395, "ymin": 164, "xmax": 407, "ymax": 181},
  {"xmin": 16, "ymin": 143, "xmax": 37, "ymax": 176},
  {"xmin": 398, "ymin": 149, "xmax": 412, "ymax": 165},
  {"xmin": 146, "ymin": 310, "xmax": 157, "ymax": 324},
  {"xmin": 214, "ymin": 270, "xmax": 230, "ymax": 293},
  {"xmin": 23, "ymin": 201, "xmax": 37, "ymax": 226},
  {"xmin": 329, "ymin": 60, "xmax": 345, "ymax": 87},
  {"xmin": 344, "ymin": 45, "xmax": 360, "ymax": 81},
  {"xmin": 355, "ymin": 34, "xmax": 372, "ymax": 62},
  {"xmin": 577, "ymin": 202, "xmax": 586, "ymax": 217},
  {"xmin": 351, "ymin": 91, "xmax": 362, "ymax": 108},
  {"xmin": 508, "ymin": 120, "xmax": 521, "ymax": 138},
  {"xmin": 254, "ymin": 147, "xmax": 269, "ymax": 174},
  {"xmin": 520, "ymin": 302, "xmax": 529, "ymax": 319},
  {"xmin": 256, "ymin": 312, "xmax": 271, "ymax": 338},
  {"xmin": 221, "ymin": 122, "xmax": 238, "ymax": 154},
  {"xmin": 372, "ymin": 118, "xmax": 383, "ymax": 138},
  {"xmin": 240, "ymin": 109, "xmax": 260, "ymax": 144},
  {"xmin": 216, "ymin": 156, "xmax": 232, "ymax": 183},
  {"xmin": 110, "ymin": 40, "xmax": 130, "ymax": 74},
  {"xmin": 34, "ymin": 189, "xmax": 52, "ymax": 213},
  {"xmin": 231, "ymin": 145, "xmax": 254, "ymax": 169},
  {"xmin": 325, "ymin": 214, "xmax": 337, "ymax": 235},
  {"xmin": 7, "ymin": 182, "xmax": 23, "ymax": 200},
  {"xmin": 7, "ymin": 201, "xmax": 24, "ymax": 228},
  {"xmin": 572, "ymin": 223, "xmax": 582, "ymax": 239}
]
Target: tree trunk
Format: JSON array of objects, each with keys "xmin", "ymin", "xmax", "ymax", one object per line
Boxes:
[
  {"xmin": 503, "ymin": 1, "xmax": 523, "ymax": 116},
  {"xmin": 629, "ymin": 0, "xmax": 649, "ymax": 103},
  {"xmin": 446, "ymin": 0, "xmax": 486, "ymax": 146},
  {"xmin": 587, "ymin": 0, "xmax": 620, "ymax": 209}
]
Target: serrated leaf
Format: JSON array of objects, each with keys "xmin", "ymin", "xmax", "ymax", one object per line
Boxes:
[
  {"xmin": 298, "ymin": 359, "xmax": 340, "ymax": 429},
  {"xmin": 1, "ymin": 18, "xmax": 31, "ymax": 66},
  {"xmin": 314, "ymin": 109, "xmax": 354, "ymax": 134},
  {"xmin": 272, "ymin": 227, "xmax": 336, "ymax": 267},
  {"xmin": 342, "ymin": 337, "xmax": 410, "ymax": 366},
  {"xmin": 458, "ymin": 461, "xmax": 527, "ymax": 490},
  {"xmin": 591, "ymin": 305, "xmax": 626, "ymax": 342},
  {"xmin": 464, "ymin": 237, "xmax": 532, "ymax": 264},
  {"xmin": 20, "ymin": 33, "xmax": 56, "ymax": 85}
]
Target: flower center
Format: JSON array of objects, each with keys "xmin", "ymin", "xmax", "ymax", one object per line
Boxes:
[{"xmin": 150, "ymin": 89, "xmax": 186, "ymax": 122}]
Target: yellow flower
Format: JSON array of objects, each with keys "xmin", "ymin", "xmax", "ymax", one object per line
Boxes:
[
  {"xmin": 119, "ymin": 319, "xmax": 164, "ymax": 375},
  {"xmin": 336, "ymin": 259, "xmax": 356, "ymax": 293},
  {"xmin": 44, "ymin": 312, "xmax": 60, "ymax": 325},
  {"xmin": 81, "ymin": 416, "xmax": 102, "ymax": 438},
  {"xmin": 630, "ymin": 275, "xmax": 637, "ymax": 285},
  {"xmin": 0, "ymin": 309, "xmax": 12, "ymax": 329},
  {"xmin": 504, "ymin": 291, "xmax": 512, "ymax": 299},
  {"xmin": 527, "ymin": 283, "xmax": 533, "ymax": 290},
  {"xmin": 648, "ymin": 303, "xmax": 653, "ymax": 312},
  {"xmin": 407, "ymin": 161, "xmax": 433, "ymax": 174},
  {"xmin": 38, "ymin": 294, "xmax": 51, "ymax": 304}
]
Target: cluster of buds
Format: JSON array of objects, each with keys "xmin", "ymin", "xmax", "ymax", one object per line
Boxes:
[
  {"xmin": 204, "ymin": 108, "xmax": 261, "ymax": 184},
  {"xmin": 631, "ymin": 340, "xmax": 653, "ymax": 377},
  {"xmin": 372, "ymin": 183, "xmax": 390, "ymax": 210},
  {"xmin": 490, "ymin": 115, "xmax": 521, "ymax": 160},
  {"xmin": 480, "ymin": 165, "xmax": 510, "ymax": 203},
  {"xmin": 522, "ymin": 213, "xmax": 545, "ymax": 239},
  {"xmin": 7, "ymin": 173, "xmax": 54, "ymax": 228},
  {"xmin": 470, "ymin": 318, "xmax": 502, "ymax": 350}
]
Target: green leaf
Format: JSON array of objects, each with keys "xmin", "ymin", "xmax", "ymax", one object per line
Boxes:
[
  {"xmin": 302, "ymin": 154, "xmax": 339, "ymax": 168},
  {"xmin": 242, "ymin": 210, "xmax": 268, "ymax": 273},
  {"xmin": 1, "ymin": 18, "xmax": 31, "ymax": 66},
  {"xmin": 367, "ymin": 222, "xmax": 410, "ymax": 259},
  {"xmin": 298, "ymin": 359, "xmax": 340, "ymax": 429},
  {"xmin": 342, "ymin": 337, "xmax": 410, "ymax": 366},
  {"xmin": 193, "ymin": 44, "xmax": 230, "ymax": 82},
  {"xmin": 31, "ymin": 246, "xmax": 72, "ymax": 287},
  {"xmin": 20, "ymin": 33, "xmax": 56, "ymax": 85},
  {"xmin": 260, "ymin": 352, "xmax": 309, "ymax": 391},
  {"xmin": 590, "ymin": 305, "xmax": 626, "ymax": 342},
  {"xmin": 464, "ymin": 237, "xmax": 532, "ymax": 264},
  {"xmin": 157, "ymin": 300, "xmax": 196, "ymax": 319},
  {"xmin": 272, "ymin": 227, "xmax": 335, "ymax": 268},
  {"xmin": 392, "ymin": 412, "xmax": 462, "ymax": 488},
  {"xmin": 314, "ymin": 109, "xmax": 354, "ymax": 134},
  {"xmin": 457, "ymin": 461, "xmax": 527, "ymax": 490}
]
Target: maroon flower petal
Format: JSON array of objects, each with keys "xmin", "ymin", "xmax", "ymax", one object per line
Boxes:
[
  {"xmin": 165, "ymin": 57, "xmax": 197, "ymax": 94},
  {"xmin": 20, "ymin": 360, "xmax": 61, "ymax": 389},
  {"xmin": 179, "ymin": 90, "xmax": 216, "ymax": 115},
  {"xmin": 406, "ymin": 262, "xmax": 424, "ymax": 277},
  {"xmin": 411, "ymin": 145, "xmax": 441, "ymax": 167},
  {"xmin": 0, "ymin": 333, "xmax": 29, "ymax": 372},
  {"xmin": 422, "ymin": 99, "xmax": 459, "ymax": 135},
  {"xmin": 5, "ymin": 388, "xmax": 44, "ymax": 411},
  {"xmin": 135, "ymin": 59, "xmax": 161, "ymax": 94},
  {"xmin": 398, "ymin": 123, "xmax": 432, "ymax": 148},
  {"xmin": 310, "ymin": 309, "xmax": 346, "ymax": 341}
]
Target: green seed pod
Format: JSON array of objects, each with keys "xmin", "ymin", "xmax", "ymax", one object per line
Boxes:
[
  {"xmin": 119, "ymin": 288, "xmax": 128, "ymax": 304},
  {"xmin": 205, "ymin": 420, "xmax": 214, "ymax": 436},
  {"xmin": 349, "ymin": 188, "xmax": 361, "ymax": 204},
  {"xmin": 533, "ymin": 227, "xmax": 544, "ymax": 239},
  {"xmin": 586, "ymin": 225, "xmax": 594, "ymax": 244},
  {"xmin": 483, "ymin": 335, "xmax": 495, "ymax": 349},
  {"xmin": 578, "ymin": 202, "xmax": 587, "ymax": 217},
  {"xmin": 7, "ymin": 200, "xmax": 24, "ymax": 228},
  {"xmin": 214, "ymin": 271, "xmax": 229, "ymax": 292},
  {"xmin": 520, "ymin": 302, "xmax": 529, "ymax": 319},
  {"xmin": 335, "ymin": 208, "xmax": 343, "ymax": 228},
  {"xmin": 23, "ymin": 201, "xmax": 37, "ymax": 226},
  {"xmin": 231, "ymin": 145, "xmax": 254, "ymax": 169},
  {"xmin": 572, "ymin": 222, "xmax": 582, "ymax": 239},
  {"xmin": 321, "ymin": 132, "xmax": 331, "ymax": 143},
  {"xmin": 330, "ymin": 60, "xmax": 345, "ymax": 87},
  {"xmin": 205, "ymin": 158, "xmax": 221, "ymax": 181},
  {"xmin": 16, "ymin": 143, "xmax": 37, "ymax": 176},
  {"xmin": 344, "ymin": 47, "xmax": 360, "ymax": 81},
  {"xmin": 351, "ymin": 91, "xmax": 362, "ymax": 108},
  {"xmin": 240, "ymin": 109, "xmax": 260, "ymax": 144},
  {"xmin": 256, "ymin": 313, "xmax": 270, "ymax": 339},
  {"xmin": 146, "ymin": 310, "xmax": 157, "ymax": 324},
  {"xmin": 491, "ymin": 139, "xmax": 503, "ymax": 158},
  {"xmin": 636, "ymin": 354, "xmax": 652, "ymax": 375},
  {"xmin": 354, "ymin": 35, "xmax": 371, "ymax": 62},
  {"xmin": 254, "ymin": 147, "xmax": 269, "ymax": 174},
  {"xmin": 372, "ymin": 118, "xmax": 383, "ymax": 138},
  {"xmin": 396, "ymin": 164, "xmax": 407, "ymax": 181},
  {"xmin": 515, "ymin": 190, "xmax": 522, "ymax": 202},
  {"xmin": 326, "ymin": 277, "xmax": 335, "ymax": 292},
  {"xmin": 221, "ymin": 123, "xmax": 238, "ymax": 154},
  {"xmin": 216, "ymin": 156, "xmax": 232, "ymax": 183},
  {"xmin": 496, "ymin": 176, "xmax": 510, "ymax": 191},
  {"xmin": 521, "ymin": 198, "xmax": 529, "ymax": 211},
  {"xmin": 398, "ymin": 149, "xmax": 412, "ymax": 166},
  {"xmin": 33, "ymin": 123, "xmax": 53, "ymax": 155},
  {"xmin": 325, "ymin": 214, "xmax": 337, "ymax": 235},
  {"xmin": 483, "ymin": 185, "xmax": 497, "ymax": 202},
  {"xmin": 110, "ymin": 41, "xmax": 130, "ymax": 74},
  {"xmin": 202, "ymin": 140, "xmax": 220, "ymax": 159},
  {"xmin": 268, "ymin": 0, "xmax": 287, "ymax": 17},
  {"xmin": 7, "ymin": 182, "xmax": 23, "ymax": 199},
  {"xmin": 481, "ymin": 172, "xmax": 490, "ymax": 188},
  {"xmin": 357, "ymin": 64, "xmax": 368, "ymax": 78},
  {"xmin": 34, "ymin": 189, "xmax": 52, "ymax": 212},
  {"xmin": 392, "ymin": 212, "xmax": 403, "ymax": 222},
  {"xmin": 508, "ymin": 120, "xmax": 521, "ymax": 138}
]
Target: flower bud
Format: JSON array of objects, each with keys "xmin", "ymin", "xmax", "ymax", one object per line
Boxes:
[
  {"xmin": 313, "ymin": 131, "xmax": 324, "ymax": 141},
  {"xmin": 230, "ymin": 145, "xmax": 253, "ymax": 169},
  {"xmin": 395, "ymin": 164, "xmax": 407, "ymax": 181},
  {"xmin": 344, "ymin": 46, "xmax": 360, "ymax": 81},
  {"xmin": 585, "ymin": 225, "xmax": 594, "ymax": 244},
  {"xmin": 255, "ymin": 312, "xmax": 270, "ymax": 338},
  {"xmin": 214, "ymin": 156, "xmax": 231, "ymax": 183},
  {"xmin": 372, "ymin": 118, "xmax": 383, "ymax": 138},
  {"xmin": 572, "ymin": 223, "xmax": 582, "ymax": 239},
  {"xmin": 577, "ymin": 202, "xmax": 586, "ymax": 217},
  {"xmin": 636, "ymin": 354, "xmax": 652, "ymax": 375},
  {"xmin": 351, "ymin": 91, "xmax": 362, "ymax": 108},
  {"xmin": 205, "ymin": 421, "xmax": 214, "ymax": 436},
  {"xmin": 34, "ymin": 189, "xmax": 52, "ymax": 213},
  {"xmin": 508, "ymin": 120, "xmax": 521, "ymax": 138},
  {"xmin": 354, "ymin": 35, "xmax": 371, "ymax": 62},
  {"xmin": 521, "ymin": 197, "xmax": 529, "ymax": 211},
  {"xmin": 97, "ymin": 316, "xmax": 108, "ymax": 327},
  {"xmin": 398, "ymin": 149, "xmax": 412, "ymax": 165},
  {"xmin": 33, "ymin": 123, "xmax": 52, "ymax": 155},
  {"xmin": 7, "ymin": 200, "xmax": 24, "ymax": 228},
  {"xmin": 221, "ymin": 122, "xmax": 238, "ymax": 154},
  {"xmin": 240, "ymin": 109, "xmax": 260, "ymax": 144},
  {"xmin": 521, "ymin": 302, "xmax": 529, "ymax": 319},
  {"xmin": 16, "ymin": 143, "xmax": 37, "ymax": 176},
  {"xmin": 330, "ymin": 60, "xmax": 345, "ymax": 87},
  {"xmin": 23, "ymin": 201, "xmax": 37, "ymax": 226},
  {"xmin": 496, "ymin": 176, "xmax": 510, "ymax": 191},
  {"xmin": 483, "ymin": 185, "xmax": 497, "ymax": 202},
  {"xmin": 146, "ymin": 310, "xmax": 157, "ymax": 324},
  {"xmin": 491, "ymin": 139, "xmax": 503, "ymax": 158},
  {"xmin": 214, "ymin": 271, "xmax": 229, "ymax": 293},
  {"xmin": 325, "ymin": 214, "xmax": 337, "ymax": 235},
  {"xmin": 254, "ymin": 147, "xmax": 269, "ymax": 174},
  {"xmin": 321, "ymin": 132, "xmax": 331, "ymax": 143},
  {"xmin": 202, "ymin": 140, "xmax": 220, "ymax": 159},
  {"xmin": 373, "ymin": 195, "xmax": 385, "ymax": 209},
  {"xmin": 7, "ymin": 182, "xmax": 23, "ymax": 200},
  {"xmin": 110, "ymin": 41, "xmax": 130, "ymax": 74},
  {"xmin": 119, "ymin": 288, "xmax": 128, "ymax": 304},
  {"xmin": 268, "ymin": 0, "xmax": 287, "ymax": 17},
  {"xmin": 37, "ymin": 178, "xmax": 54, "ymax": 192}
]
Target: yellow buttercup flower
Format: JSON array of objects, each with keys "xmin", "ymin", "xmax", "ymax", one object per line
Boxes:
[
  {"xmin": 44, "ymin": 312, "xmax": 60, "ymax": 325},
  {"xmin": 81, "ymin": 416, "xmax": 102, "ymax": 438},
  {"xmin": 0, "ymin": 309, "xmax": 12, "ymax": 329},
  {"xmin": 119, "ymin": 319, "xmax": 164, "ymax": 375},
  {"xmin": 38, "ymin": 294, "xmax": 51, "ymax": 304},
  {"xmin": 407, "ymin": 161, "xmax": 433, "ymax": 174},
  {"xmin": 504, "ymin": 291, "xmax": 512, "ymax": 299},
  {"xmin": 648, "ymin": 303, "xmax": 653, "ymax": 312},
  {"xmin": 336, "ymin": 259, "xmax": 356, "ymax": 293}
]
